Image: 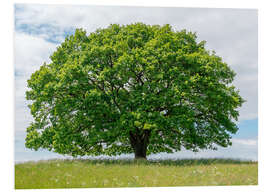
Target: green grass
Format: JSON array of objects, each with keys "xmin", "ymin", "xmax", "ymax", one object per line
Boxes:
[{"xmin": 15, "ymin": 158, "xmax": 258, "ymax": 189}]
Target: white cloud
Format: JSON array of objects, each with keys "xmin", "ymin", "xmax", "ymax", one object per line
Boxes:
[
  {"xmin": 14, "ymin": 32, "xmax": 56, "ymax": 75},
  {"xmin": 232, "ymin": 138, "xmax": 257, "ymax": 146},
  {"xmin": 14, "ymin": 32, "xmax": 57, "ymax": 132},
  {"xmin": 149, "ymin": 138, "xmax": 258, "ymax": 161}
]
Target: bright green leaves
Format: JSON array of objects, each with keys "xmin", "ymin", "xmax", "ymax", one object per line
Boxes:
[
  {"xmin": 131, "ymin": 111, "xmax": 158, "ymax": 131},
  {"xmin": 134, "ymin": 121, "xmax": 142, "ymax": 128},
  {"xmin": 143, "ymin": 123, "xmax": 157, "ymax": 130},
  {"xmin": 232, "ymin": 96, "xmax": 240, "ymax": 103},
  {"xmin": 25, "ymin": 23, "xmax": 244, "ymax": 158}
]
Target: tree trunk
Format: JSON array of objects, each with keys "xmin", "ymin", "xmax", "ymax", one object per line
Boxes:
[
  {"xmin": 129, "ymin": 130, "xmax": 150, "ymax": 160},
  {"xmin": 134, "ymin": 142, "xmax": 147, "ymax": 159}
]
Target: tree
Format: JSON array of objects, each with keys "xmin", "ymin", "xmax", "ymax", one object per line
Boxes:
[{"xmin": 25, "ymin": 23, "xmax": 244, "ymax": 159}]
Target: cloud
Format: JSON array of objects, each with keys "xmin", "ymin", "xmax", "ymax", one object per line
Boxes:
[
  {"xmin": 14, "ymin": 32, "xmax": 56, "ymax": 75},
  {"xmin": 232, "ymin": 138, "xmax": 257, "ymax": 146},
  {"xmin": 14, "ymin": 32, "xmax": 57, "ymax": 132},
  {"xmin": 148, "ymin": 138, "xmax": 258, "ymax": 161}
]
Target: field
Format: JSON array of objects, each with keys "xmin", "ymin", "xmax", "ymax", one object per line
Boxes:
[{"xmin": 15, "ymin": 158, "xmax": 258, "ymax": 189}]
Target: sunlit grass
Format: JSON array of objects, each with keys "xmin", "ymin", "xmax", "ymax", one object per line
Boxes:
[{"xmin": 15, "ymin": 158, "xmax": 258, "ymax": 189}]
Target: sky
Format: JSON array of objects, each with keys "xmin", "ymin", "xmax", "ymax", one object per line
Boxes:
[{"xmin": 14, "ymin": 4, "xmax": 258, "ymax": 162}]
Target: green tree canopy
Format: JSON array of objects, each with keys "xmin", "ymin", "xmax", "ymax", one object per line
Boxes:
[{"xmin": 25, "ymin": 23, "xmax": 244, "ymax": 159}]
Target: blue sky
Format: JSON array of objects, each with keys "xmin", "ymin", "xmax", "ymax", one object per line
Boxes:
[{"xmin": 14, "ymin": 4, "xmax": 258, "ymax": 162}]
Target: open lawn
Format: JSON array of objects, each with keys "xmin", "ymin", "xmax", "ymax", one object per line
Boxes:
[{"xmin": 15, "ymin": 158, "xmax": 258, "ymax": 189}]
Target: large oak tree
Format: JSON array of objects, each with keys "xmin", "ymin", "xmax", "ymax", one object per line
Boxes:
[{"xmin": 25, "ymin": 23, "xmax": 244, "ymax": 159}]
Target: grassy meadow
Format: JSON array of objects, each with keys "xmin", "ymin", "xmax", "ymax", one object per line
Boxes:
[{"xmin": 15, "ymin": 158, "xmax": 258, "ymax": 189}]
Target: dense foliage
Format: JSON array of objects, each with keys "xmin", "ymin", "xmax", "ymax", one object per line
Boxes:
[{"xmin": 25, "ymin": 23, "xmax": 244, "ymax": 159}]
